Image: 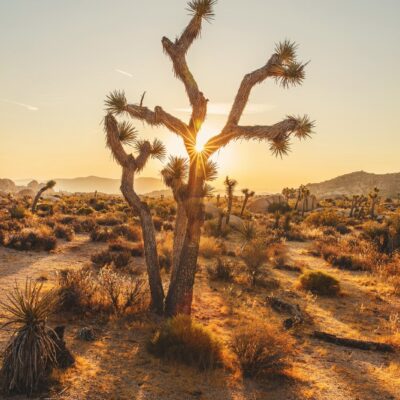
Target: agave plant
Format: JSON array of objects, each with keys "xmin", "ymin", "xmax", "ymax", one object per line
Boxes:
[{"xmin": 0, "ymin": 280, "xmax": 59, "ymax": 395}]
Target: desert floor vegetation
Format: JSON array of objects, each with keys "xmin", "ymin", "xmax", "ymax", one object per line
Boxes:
[{"xmin": 1, "ymin": 190, "xmax": 400, "ymax": 399}]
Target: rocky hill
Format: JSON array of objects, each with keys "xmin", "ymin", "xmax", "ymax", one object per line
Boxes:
[{"xmin": 306, "ymin": 171, "xmax": 400, "ymax": 198}]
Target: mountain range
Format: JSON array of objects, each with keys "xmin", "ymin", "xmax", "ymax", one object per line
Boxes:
[{"xmin": 306, "ymin": 171, "xmax": 400, "ymax": 198}]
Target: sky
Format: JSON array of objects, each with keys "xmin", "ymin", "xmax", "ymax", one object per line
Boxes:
[{"xmin": 1, "ymin": 0, "xmax": 400, "ymax": 192}]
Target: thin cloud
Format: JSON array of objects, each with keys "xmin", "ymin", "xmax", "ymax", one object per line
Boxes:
[
  {"xmin": 175, "ymin": 102, "xmax": 275, "ymax": 116},
  {"xmin": 115, "ymin": 68, "xmax": 133, "ymax": 78},
  {"xmin": 0, "ymin": 98, "xmax": 38, "ymax": 111}
]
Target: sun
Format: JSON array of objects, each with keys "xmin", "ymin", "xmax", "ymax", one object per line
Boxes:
[{"xmin": 195, "ymin": 141, "xmax": 205, "ymax": 152}]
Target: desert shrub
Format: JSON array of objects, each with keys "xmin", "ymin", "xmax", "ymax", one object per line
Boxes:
[
  {"xmin": 0, "ymin": 281, "xmax": 59, "ymax": 395},
  {"xmin": 96, "ymin": 214, "xmax": 124, "ymax": 226},
  {"xmin": 56, "ymin": 266, "xmax": 146, "ymax": 315},
  {"xmin": 148, "ymin": 315, "xmax": 222, "ymax": 370},
  {"xmin": 9, "ymin": 205, "xmax": 27, "ymax": 219},
  {"xmin": 335, "ymin": 223, "xmax": 351, "ymax": 235},
  {"xmin": 207, "ymin": 258, "xmax": 235, "ymax": 282},
  {"xmin": 7, "ymin": 227, "xmax": 57, "ymax": 251},
  {"xmin": 199, "ymin": 237, "xmax": 223, "ymax": 259},
  {"xmin": 242, "ymin": 239, "xmax": 268, "ymax": 286},
  {"xmin": 299, "ymin": 271, "xmax": 340, "ymax": 296},
  {"xmin": 92, "ymin": 200, "xmax": 107, "ymax": 211},
  {"xmin": 76, "ymin": 206, "xmax": 94, "ymax": 215},
  {"xmin": 90, "ymin": 226, "xmax": 117, "ymax": 242},
  {"xmin": 112, "ymin": 223, "xmax": 142, "ymax": 241},
  {"xmin": 163, "ymin": 222, "xmax": 174, "ymax": 231},
  {"xmin": 267, "ymin": 202, "xmax": 291, "ymax": 214},
  {"xmin": 54, "ymin": 224, "xmax": 74, "ymax": 241},
  {"xmin": 91, "ymin": 249, "xmax": 131, "ymax": 268},
  {"xmin": 232, "ymin": 322, "xmax": 294, "ymax": 378},
  {"xmin": 203, "ymin": 219, "xmax": 230, "ymax": 238},
  {"xmin": 305, "ymin": 209, "xmax": 343, "ymax": 228},
  {"xmin": 269, "ymin": 243, "xmax": 289, "ymax": 268}
]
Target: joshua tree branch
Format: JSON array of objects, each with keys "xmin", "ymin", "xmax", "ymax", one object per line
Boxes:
[
  {"xmin": 162, "ymin": 15, "xmax": 208, "ymax": 135},
  {"xmin": 203, "ymin": 118, "xmax": 299, "ymax": 156},
  {"xmin": 104, "ymin": 114, "xmax": 130, "ymax": 166},
  {"xmin": 226, "ymin": 55, "xmax": 278, "ymax": 127}
]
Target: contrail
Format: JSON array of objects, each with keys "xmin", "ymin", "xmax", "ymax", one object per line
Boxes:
[
  {"xmin": 0, "ymin": 98, "xmax": 39, "ymax": 111},
  {"xmin": 115, "ymin": 69, "xmax": 133, "ymax": 78}
]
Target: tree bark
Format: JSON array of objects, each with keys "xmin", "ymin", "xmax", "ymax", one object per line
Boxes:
[
  {"xmin": 240, "ymin": 196, "xmax": 248, "ymax": 217},
  {"xmin": 165, "ymin": 162, "xmax": 205, "ymax": 316},
  {"xmin": 31, "ymin": 187, "xmax": 46, "ymax": 213},
  {"xmin": 226, "ymin": 195, "xmax": 233, "ymax": 225},
  {"xmin": 171, "ymin": 201, "xmax": 188, "ymax": 279},
  {"xmin": 120, "ymin": 167, "xmax": 164, "ymax": 314}
]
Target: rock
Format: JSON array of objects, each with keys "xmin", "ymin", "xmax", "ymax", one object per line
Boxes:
[{"xmin": 247, "ymin": 195, "xmax": 286, "ymax": 213}]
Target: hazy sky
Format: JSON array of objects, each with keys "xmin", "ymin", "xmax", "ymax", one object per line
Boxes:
[{"xmin": 1, "ymin": 0, "xmax": 399, "ymax": 192}]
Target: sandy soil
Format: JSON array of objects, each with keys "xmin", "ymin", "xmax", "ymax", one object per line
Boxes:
[{"xmin": 0, "ymin": 236, "xmax": 399, "ymax": 400}]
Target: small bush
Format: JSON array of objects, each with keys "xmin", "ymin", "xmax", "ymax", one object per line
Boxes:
[
  {"xmin": 267, "ymin": 202, "xmax": 291, "ymax": 214},
  {"xmin": 7, "ymin": 227, "xmax": 57, "ymax": 251},
  {"xmin": 305, "ymin": 209, "xmax": 343, "ymax": 228},
  {"xmin": 153, "ymin": 216, "xmax": 163, "ymax": 232},
  {"xmin": 199, "ymin": 237, "xmax": 223, "ymax": 259},
  {"xmin": 90, "ymin": 226, "xmax": 117, "ymax": 242},
  {"xmin": 91, "ymin": 249, "xmax": 131, "ymax": 268},
  {"xmin": 242, "ymin": 240, "xmax": 268, "ymax": 287},
  {"xmin": 232, "ymin": 322, "xmax": 294, "ymax": 378},
  {"xmin": 77, "ymin": 206, "xmax": 94, "ymax": 215},
  {"xmin": 9, "ymin": 205, "xmax": 27, "ymax": 219},
  {"xmin": 148, "ymin": 315, "xmax": 222, "ymax": 370},
  {"xmin": 112, "ymin": 224, "xmax": 142, "ymax": 241},
  {"xmin": 299, "ymin": 271, "xmax": 340, "ymax": 296},
  {"xmin": 207, "ymin": 258, "xmax": 235, "ymax": 282},
  {"xmin": 54, "ymin": 224, "xmax": 74, "ymax": 241}
]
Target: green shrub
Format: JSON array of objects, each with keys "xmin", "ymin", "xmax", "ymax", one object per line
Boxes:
[
  {"xmin": 267, "ymin": 202, "xmax": 291, "ymax": 214},
  {"xmin": 207, "ymin": 258, "xmax": 235, "ymax": 282},
  {"xmin": 7, "ymin": 227, "xmax": 57, "ymax": 252},
  {"xmin": 299, "ymin": 271, "xmax": 340, "ymax": 296},
  {"xmin": 148, "ymin": 315, "xmax": 222, "ymax": 370},
  {"xmin": 9, "ymin": 205, "xmax": 27, "ymax": 219},
  {"xmin": 54, "ymin": 224, "xmax": 74, "ymax": 241}
]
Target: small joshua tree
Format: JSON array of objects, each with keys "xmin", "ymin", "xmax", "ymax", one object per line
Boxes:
[
  {"xmin": 301, "ymin": 187, "xmax": 311, "ymax": 216},
  {"xmin": 349, "ymin": 194, "xmax": 366, "ymax": 218},
  {"xmin": 103, "ymin": 116, "xmax": 165, "ymax": 313},
  {"xmin": 240, "ymin": 188, "xmax": 255, "ymax": 217},
  {"xmin": 294, "ymin": 184, "xmax": 305, "ymax": 210},
  {"xmin": 369, "ymin": 187, "xmax": 380, "ymax": 219},
  {"xmin": 104, "ymin": 0, "xmax": 314, "ymax": 315},
  {"xmin": 31, "ymin": 180, "xmax": 56, "ymax": 213},
  {"xmin": 224, "ymin": 177, "xmax": 238, "ymax": 225}
]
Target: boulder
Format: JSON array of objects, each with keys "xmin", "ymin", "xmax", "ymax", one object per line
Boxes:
[{"xmin": 247, "ymin": 195, "xmax": 286, "ymax": 213}]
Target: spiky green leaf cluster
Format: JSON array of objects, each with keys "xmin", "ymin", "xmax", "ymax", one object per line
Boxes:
[
  {"xmin": 117, "ymin": 121, "xmax": 137, "ymax": 146},
  {"xmin": 275, "ymin": 40, "xmax": 297, "ymax": 63},
  {"xmin": 105, "ymin": 90, "xmax": 127, "ymax": 115},
  {"xmin": 269, "ymin": 136, "xmax": 291, "ymax": 158},
  {"xmin": 45, "ymin": 180, "xmax": 56, "ymax": 189},
  {"xmin": 203, "ymin": 160, "xmax": 218, "ymax": 181},
  {"xmin": 287, "ymin": 115, "xmax": 315, "ymax": 139},
  {"xmin": 161, "ymin": 156, "xmax": 189, "ymax": 188},
  {"xmin": 150, "ymin": 138, "xmax": 167, "ymax": 161},
  {"xmin": 186, "ymin": 0, "xmax": 217, "ymax": 22}
]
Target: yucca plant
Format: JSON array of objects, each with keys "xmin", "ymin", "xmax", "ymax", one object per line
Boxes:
[
  {"xmin": 224, "ymin": 176, "xmax": 238, "ymax": 225},
  {"xmin": 240, "ymin": 188, "xmax": 255, "ymax": 217},
  {"xmin": 0, "ymin": 280, "xmax": 58, "ymax": 395},
  {"xmin": 31, "ymin": 180, "xmax": 56, "ymax": 213}
]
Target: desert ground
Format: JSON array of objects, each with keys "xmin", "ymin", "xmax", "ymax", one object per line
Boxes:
[{"xmin": 0, "ymin": 191, "xmax": 399, "ymax": 400}]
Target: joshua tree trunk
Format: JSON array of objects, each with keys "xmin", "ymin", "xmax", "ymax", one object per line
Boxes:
[
  {"xmin": 165, "ymin": 167, "xmax": 205, "ymax": 316},
  {"xmin": 171, "ymin": 201, "xmax": 188, "ymax": 275},
  {"xmin": 240, "ymin": 196, "xmax": 249, "ymax": 217},
  {"xmin": 31, "ymin": 188, "xmax": 46, "ymax": 213},
  {"xmin": 226, "ymin": 196, "xmax": 233, "ymax": 225},
  {"xmin": 121, "ymin": 168, "xmax": 164, "ymax": 314}
]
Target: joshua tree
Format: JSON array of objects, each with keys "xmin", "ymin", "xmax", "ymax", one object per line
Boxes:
[
  {"xmin": 369, "ymin": 187, "xmax": 380, "ymax": 219},
  {"xmin": 31, "ymin": 180, "xmax": 56, "ymax": 213},
  {"xmin": 224, "ymin": 177, "xmax": 238, "ymax": 224},
  {"xmin": 104, "ymin": 0, "xmax": 314, "ymax": 315},
  {"xmin": 294, "ymin": 184, "xmax": 305, "ymax": 210},
  {"xmin": 301, "ymin": 188, "xmax": 311, "ymax": 216},
  {"xmin": 161, "ymin": 155, "xmax": 216, "ymax": 278},
  {"xmin": 349, "ymin": 194, "xmax": 366, "ymax": 217},
  {"xmin": 104, "ymin": 116, "xmax": 165, "ymax": 313},
  {"xmin": 240, "ymin": 188, "xmax": 255, "ymax": 217},
  {"xmin": 216, "ymin": 193, "xmax": 221, "ymax": 207},
  {"xmin": 282, "ymin": 187, "xmax": 295, "ymax": 203}
]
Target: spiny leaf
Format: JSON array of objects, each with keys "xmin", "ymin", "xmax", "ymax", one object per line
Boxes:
[
  {"xmin": 150, "ymin": 138, "xmax": 167, "ymax": 161},
  {"xmin": 269, "ymin": 136, "xmax": 291, "ymax": 158},
  {"xmin": 186, "ymin": 0, "xmax": 217, "ymax": 22},
  {"xmin": 287, "ymin": 115, "xmax": 315, "ymax": 139},
  {"xmin": 105, "ymin": 90, "xmax": 127, "ymax": 115},
  {"xmin": 274, "ymin": 40, "xmax": 298, "ymax": 63},
  {"xmin": 117, "ymin": 121, "xmax": 137, "ymax": 146}
]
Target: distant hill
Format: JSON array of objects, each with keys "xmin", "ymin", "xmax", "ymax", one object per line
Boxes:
[
  {"xmin": 306, "ymin": 171, "xmax": 400, "ymax": 198},
  {"xmin": 11, "ymin": 176, "xmax": 166, "ymax": 195}
]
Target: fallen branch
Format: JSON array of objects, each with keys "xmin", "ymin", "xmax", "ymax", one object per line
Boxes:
[
  {"xmin": 266, "ymin": 295, "xmax": 305, "ymax": 329},
  {"xmin": 313, "ymin": 331, "xmax": 395, "ymax": 353}
]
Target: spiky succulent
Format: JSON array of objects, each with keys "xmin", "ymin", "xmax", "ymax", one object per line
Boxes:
[
  {"xmin": 161, "ymin": 156, "xmax": 189, "ymax": 188},
  {"xmin": 186, "ymin": 0, "xmax": 217, "ymax": 22},
  {"xmin": 117, "ymin": 121, "xmax": 137, "ymax": 146},
  {"xmin": 105, "ymin": 90, "xmax": 127, "ymax": 115},
  {"xmin": 269, "ymin": 135, "xmax": 291, "ymax": 158},
  {"xmin": 287, "ymin": 115, "xmax": 315, "ymax": 140},
  {"xmin": 275, "ymin": 40, "xmax": 298, "ymax": 63}
]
